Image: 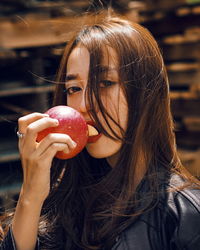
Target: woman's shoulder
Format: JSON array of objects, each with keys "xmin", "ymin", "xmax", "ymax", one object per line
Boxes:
[
  {"xmin": 157, "ymin": 172, "xmax": 200, "ymax": 224},
  {"xmin": 164, "ymin": 173, "xmax": 200, "ymax": 212},
  {"xmin": 159, "ymin": 173, "xmax": 200, "ymax": 249},
  {"xmin": 112, "ymin": 173, "xmax": 200, "ymax": 250}
]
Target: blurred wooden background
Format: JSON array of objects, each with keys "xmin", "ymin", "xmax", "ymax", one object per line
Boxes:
[{"xmin": 0, "ymin": 0, "xmax": 200, "ymax": 212}]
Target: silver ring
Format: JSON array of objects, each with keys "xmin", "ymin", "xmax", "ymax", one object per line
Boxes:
[{"xmin": 17, "ymin": 131, "xmax": 25, "ymax": 139}]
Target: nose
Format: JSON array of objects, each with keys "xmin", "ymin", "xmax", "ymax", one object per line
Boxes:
[{"xmin": 79, "ymin": 92, "xmax": 88, "ymax": 115}]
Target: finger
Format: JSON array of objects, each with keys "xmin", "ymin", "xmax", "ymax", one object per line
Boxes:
[
  {"xmin": 40, "ymin": 143, "xmax": 70, "ymax": 163},
  {"xmin": 23, "ymin": 117, "xmax": 59, "ymax": 151},
  {"xmin": 18, "ymin": 112, "xmax": 49, "ymax": 134},
  {"xmin": 36, "ymin": 133, "xmax": 77, "ymax": 157}
]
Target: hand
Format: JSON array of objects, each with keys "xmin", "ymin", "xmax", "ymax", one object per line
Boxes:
[{"xmin": 17, "ymin": 112, "xmax": 76, "ymax": 204}]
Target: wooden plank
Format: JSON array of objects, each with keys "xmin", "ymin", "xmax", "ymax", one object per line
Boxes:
[
  {"xmin": 0, "ymin": 102, "xmax": 32, "ymax": 122},
  {"xmin": 167, "ymin": 62, "xmax": 200, "ymax": 71},
  {"xmin": 0, "ymin": 183, "xmax": 21, "ymax": 196},
  {"xmin": 0, "ymin": 101, "xmax": 31, "ymax": 115},
  {"xmin": 0, "ymin": 139, "xmax": 19, "ymax": 163},
  {"xmin": 178, "ymin": 148, "xmax": 200, "ymax": 177},
  {"xmin": 0, "ymin": 84, "xmax": 54, "ymax": 97},
  {"xmin": 167, "ymin": 62, "xmax": 200, "ymax": 85},
  {"xmin": 143, "ymin": 13, "xmax": 200, "ymax": 37},
  {"xmin": 183, "ymin": 116, "xmax": 200, "ymax": 131},
  {"xmin": 176, "ymin": 130, "xmax": 200, "ymax": 147},
  {"xmin": 171, "ymin": 97, "xmax": 200, "ymax": 117},
  {"xmin": 0, "ymin": 152, "xmax": 20, "ymax": 163},
  {"xmin": 162, "ymin": 41, "xmax": 200, "ymax": 60},
  {"xmin": 0, "ymin": 114, "xmax": 19, "ymax": 122},
  {"xmin": 0, "ymin": 16, "xmax": 82, "ymax": 49}
]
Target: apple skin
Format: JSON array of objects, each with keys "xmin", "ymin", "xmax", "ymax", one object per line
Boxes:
[{"xmin": 37, "ymin": 106, "xmax": 88, "ymax": 159}]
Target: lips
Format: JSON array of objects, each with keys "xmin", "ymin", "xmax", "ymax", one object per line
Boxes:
[{"xmin": 86, "ymin": 120, "xmax": 102, "ymax": 143}]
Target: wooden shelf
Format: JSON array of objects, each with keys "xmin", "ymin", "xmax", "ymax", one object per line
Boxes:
[
  {"xmin": 0, "ymin": 0, "xmax": 199, "ymax": 184},
  {"xmin": 143, "ymin": 11, "xmax": 200, "ymax": 37},
  {"xmin": 0, "ymin": 84, "xmax": 54, "ymax": 97},
  {"xmin": 0, "ymin": 139, "xmax": 19, "ymax": 163},
  {"xmin": 171, "ymin": 96, "xmax": 200, "ymax": 116},
  {"xmin": 178, "ymin": 148, "xmax": 200, "ymax": 177},
  {"xmin": 0, "ymin": 114, "xmax": 19, "ymax": 122},
  {"xmin": 0, "ymin": 16, "xmax": 81, "ymax": 49},
  {"xmin": 0, "ymin": 183, "xmax": 21, "ymax": 196},
  {"xmin": 0, "ymin": 102, "xmax": 32, "ymax": 122},
  {"xmin": 0, "ymin": 151, "xmax": 20, "ymax": 163},
  {"xmin": 176, "ymin": 130, "xmax": 200, "ymax": 148}
]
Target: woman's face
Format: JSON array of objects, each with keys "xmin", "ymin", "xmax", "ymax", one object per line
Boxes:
[{"xmin": 66, "ymin": 45, "xmax": 128, "ymax": 166}]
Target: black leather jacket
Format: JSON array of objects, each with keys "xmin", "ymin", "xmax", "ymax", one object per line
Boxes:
[
  {"xmin": 1, "ymin": 174, "xmax": 200, "ymax": 250},
  {"xmin": 111, "ymin": 174, "xmax": 200, "ymax": 250}
]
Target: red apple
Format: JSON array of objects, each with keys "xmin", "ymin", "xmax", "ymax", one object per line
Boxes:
[{"xmin": 37, "ymin": 105, "xmax": 88, "ymax": 159}]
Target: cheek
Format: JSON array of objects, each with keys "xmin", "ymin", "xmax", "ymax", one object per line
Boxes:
[
  {"xmin": 119, "ymin": 96, "xmax": 128, "ymax": 130},
  {"xmin": 66, "ymin": 96, "xmax": 78, "ymax": 109},
  {"xmin": 104, "ymin": 91, "xmax": 128, "ymax": 130}
]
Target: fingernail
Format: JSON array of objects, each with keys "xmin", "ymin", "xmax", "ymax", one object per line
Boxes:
[
  {"xmin": 53, "ymin": 119, "xmax": 59, "ymax": 125},
  {"xmin": 43, "ymin": 114, "xmax": 49, "ymax": 117},
  {"xmin": 72, "ymin": 141, "xmax": 77, "ymax": 148}
]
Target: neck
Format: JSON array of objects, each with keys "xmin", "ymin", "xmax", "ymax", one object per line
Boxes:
[
  {"xmin": 106, "ymin": 151, "xmax": 147, "ymax": 190},
  {"xmin": 106, "ymin": 151, "xmax": 120, "ymax": 168}
]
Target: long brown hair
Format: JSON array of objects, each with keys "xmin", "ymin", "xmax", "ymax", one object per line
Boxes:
[
  {"xmin": 0, "ymin": 12, "xmax": 198, "ymax": 249},
  {"xmin": 0, "ymin": 12, "xmax": 198, "ymax": 250},
  {"xmin": 33, "ymin": 13, "xmax": 198, "ymax": 249}
]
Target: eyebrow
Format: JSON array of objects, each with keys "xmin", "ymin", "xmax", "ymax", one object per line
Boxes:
[
  {"xmin": 65, "ymin": 66, "xmax": 117, "ymax": 82},
  {"xmin": 99, "ymin": 66, "xmax": 118, "ymax": 73},
  {"xmin": 65, "ymin": 74, "xmax": 78, "ymax": 82}
]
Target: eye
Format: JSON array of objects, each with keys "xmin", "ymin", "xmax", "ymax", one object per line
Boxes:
[
  {"xmin": 64, "ymin": 86, "xmax": 82, "ymax": 95},
  {"xmin": 99, "ymin": 80, "xmax": 117, "ymax": 88}
]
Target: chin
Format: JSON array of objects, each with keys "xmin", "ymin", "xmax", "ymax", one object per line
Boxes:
[
  {"xmin": 86, "ymin": 135, "xmax": 122, "ymax": 160},
  {"xmin": 86, "ymin": 150, "xmax": 108, "ymax": 159}
]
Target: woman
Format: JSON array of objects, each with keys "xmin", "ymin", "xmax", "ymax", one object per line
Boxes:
[{"xmin": 1, "ymin": 13, "xmax": 200, "ymax": 250}]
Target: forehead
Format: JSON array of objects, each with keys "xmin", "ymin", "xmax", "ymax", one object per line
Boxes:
[
  {"xmin": 101, "ymin": 46, "xmax": 118, "ymax": 68},
  {"xmin": 66, "ymin": 46, "xmax": 89, "ymax": 73},
  {"xmin": 67, "ymin": 45, "xmax": 118, "ymax": 72}
]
